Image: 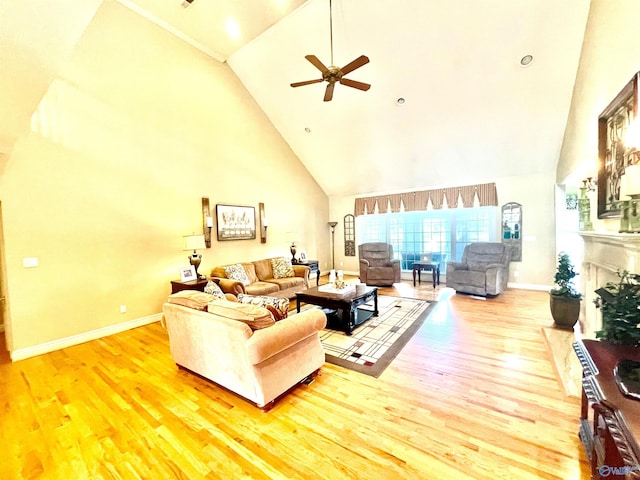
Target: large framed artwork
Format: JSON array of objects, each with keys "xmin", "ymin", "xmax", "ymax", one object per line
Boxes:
[
  {"xmin": 216, "ymin": 204, "xmax": 256, "ymax": 241},
  {"xmin": 598, "ymin": 72, "xmax": 640, "ymax": 218}
]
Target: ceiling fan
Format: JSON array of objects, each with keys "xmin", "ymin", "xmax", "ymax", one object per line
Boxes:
[{"xmin": 290, "ymin": 0, "xmax": 370, "ymax": 102}]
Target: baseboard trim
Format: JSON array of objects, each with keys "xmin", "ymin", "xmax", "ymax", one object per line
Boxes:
[
  {"xmin": 10, "ymin": 313, "xmax": 162, "ymax": 362},
  {"xmin": 508, "ymin": 282, "xmax": 552, "ymax": 291}
]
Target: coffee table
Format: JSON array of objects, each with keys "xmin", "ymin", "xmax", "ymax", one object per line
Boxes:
[{"xmin": 296, "ymin": 285, "xmax": 378, "ymax": 335}]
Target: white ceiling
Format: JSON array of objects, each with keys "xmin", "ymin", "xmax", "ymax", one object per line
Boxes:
[{"xmin": 1, "ymin": 0, "xmax": 591, "ymax": 197}]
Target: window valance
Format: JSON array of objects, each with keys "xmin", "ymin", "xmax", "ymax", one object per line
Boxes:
[{"xmin": 354, "ymin": 182, "xmax": 497, "ymax": 216}]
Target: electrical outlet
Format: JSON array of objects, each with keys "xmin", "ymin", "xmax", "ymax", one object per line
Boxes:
[
  {"xmin": 120, "ymin": 305, "xmax": 127, "ymax": 314},
  {"xmin": 23, "ymin": 257, "xmax": 39, "ymax": 268}
]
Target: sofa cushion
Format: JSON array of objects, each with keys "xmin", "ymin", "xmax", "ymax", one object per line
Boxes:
[
  {"xmin": 168, "ymin": 290, "xmax": 217, "ymax": 311},
  {"xmin": 204, "ymin": 280, "xmax": 225, "ymax": 299},
  {"xmin": 237, "ymin": 294, "xmax": 290, "ymax": 321},
  {"xmin": 271, "ymin": 257, "xmax": 295, "ymax": 279},
  {"xmin": 267, "ymin": 276, "xmax": 304, "ymax": 291},
  {"xmin": 207, "ymin": 301, "xmax": 275, "ymax": 330},
  {"xmin": 252, "ymin": 258, "xmax": 274, "ymax": 281},
  {"xmin": 245, "ymin": 281, "xmax": 281, "ymax": 296},
  {"xmin": 224, "ymin": 264, "xmax": 251, "ymax": 285}
]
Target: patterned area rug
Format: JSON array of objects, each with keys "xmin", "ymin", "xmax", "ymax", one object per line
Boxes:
[{"xmin": 302, "ymin": 296, "xmax": 437, "ymax": 377}]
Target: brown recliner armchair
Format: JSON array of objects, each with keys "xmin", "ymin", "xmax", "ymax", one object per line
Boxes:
[{"xmin": 358, "ymin": 242, "xmax": 401, "ymax": 286}]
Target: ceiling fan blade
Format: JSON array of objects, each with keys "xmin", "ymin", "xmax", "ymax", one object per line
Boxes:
[
  {"xmin": 324, "ymin": 82, "xmax": 335, "ymax": 102},
  {"xmin": 339, "ymin": 78, "xmax": 371, "ymax": 91},
  {"xmin": 305, "ymin": 55, "xmax": 329, "ymax": 74},
  {"xmin": 340, "ymin": 55, "xmax": 369, "ymax": 76},
  {"xmin": 291, "ymin": 78, "xmax": 324, "ymax": 88}
]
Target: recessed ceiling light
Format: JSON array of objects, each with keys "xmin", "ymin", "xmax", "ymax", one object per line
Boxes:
[
  {"xmin": 396, "ymin": 97, "xmax": 406, "ymax": 106},
  {"xmin": 305, "ymin": 127, "xmax": 311, "ymax": 133},
  {"xmin": 520, "ymin": 55, "xmax": 534, "ymax": 67}
]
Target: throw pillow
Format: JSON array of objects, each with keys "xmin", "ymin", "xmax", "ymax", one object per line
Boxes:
[
  {"xmin": 204, "ymin": 280, "xmax": 225, "ymax": 299},
  {"xmin": 271, "ymin": 257, "xmax": 295, "ymax": 279},
  {"xmin": 224, "ymin": 264, "xmax": 251, "ymax": 286},
  {"xmin": 207, "ymin": 302, "xmax": 275, "ymax": 330},
  {"xmin": 167, "ymin": 290, "xmax": 216, "ymax": 311},
  {"xmin": 237, "ymin": 294, "xmax": 290, "ymax": 321}
]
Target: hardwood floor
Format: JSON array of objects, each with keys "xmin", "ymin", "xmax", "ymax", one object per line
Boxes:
[{"xmin": 0, "ymin": 282, "xmax": 590, "ymax": 479}]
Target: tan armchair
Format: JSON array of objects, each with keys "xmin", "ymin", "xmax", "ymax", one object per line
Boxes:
[
  {"xmin": 358, "ymin": 242, "xmax": 401, "ymax": 286},
  {"xmin": 446, "ymin": 242, "xmax": 511, "ymax": 296}
]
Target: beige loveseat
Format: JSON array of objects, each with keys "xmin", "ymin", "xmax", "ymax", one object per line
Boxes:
[
  {"xmin": 162, "ymin": 294, "xmax": 326, "ymax": 409},
  {"xmin": 211, "ymin": 257, "xmax": 310, "ymax": 298}
]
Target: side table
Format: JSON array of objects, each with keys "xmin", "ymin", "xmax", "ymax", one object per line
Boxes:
[
  {"xmin": 170, "ymin": 277, "xmax": 210, "ymax": 294},
  {"xmin": 412, "ymin": 262, "xmax": 440, "ymax": 288},
  {"xmin": 293, "ymin": 259, "xmax": 320, "ymax": 287}
]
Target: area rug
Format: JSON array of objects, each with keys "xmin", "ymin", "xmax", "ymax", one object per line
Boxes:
[{"xmin": 302, "ymin": 296, "xmax": 437, "ymax": 377}]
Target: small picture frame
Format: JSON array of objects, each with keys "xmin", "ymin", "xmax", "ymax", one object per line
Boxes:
[
  {"xmin": 298, "ymin": 250, "xmax": 307, "ymax": 261},
  {"xmin": 179, "ymin": 265, "xmax": 196, "ymax": 282}
]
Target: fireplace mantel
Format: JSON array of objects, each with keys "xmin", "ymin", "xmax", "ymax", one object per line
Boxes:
[{"xmin": 579, "ymin": 231, "xmax": 640, "ymax": 337}]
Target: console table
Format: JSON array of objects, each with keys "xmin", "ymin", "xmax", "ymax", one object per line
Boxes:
[
  {"xmin": 293, "ymin": 259, "xmax": 320, "ymax": 287},
  {"xmin": 573, "ymin": 339, "xmax": 640, "ymax": 479}
]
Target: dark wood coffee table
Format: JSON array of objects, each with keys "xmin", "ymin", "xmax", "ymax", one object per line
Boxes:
[{"xmin": 296, "ymin": 285, "xmax": 378, "ymax": 335}]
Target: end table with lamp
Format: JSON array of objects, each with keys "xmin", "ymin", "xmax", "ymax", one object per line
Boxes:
[
  {"xmin": 293, "ymin": 259, "xmax": 320, "ymax": 287},
  {"xmin": 183, "ymin": 233, "xmax": 206, "ymax": 279}
]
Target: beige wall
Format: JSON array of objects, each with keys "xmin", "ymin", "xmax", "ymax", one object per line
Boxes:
[
  {"xmin": 0, "ymin": 1, "xmax": 328, "ymax": 354},
  {"xmin": 329, "ymin": 172, "xmax": 556, "ymax": 288},
  {"xmin": 558, "ymin": 0, "xmax": 640, "ymax": 232}
]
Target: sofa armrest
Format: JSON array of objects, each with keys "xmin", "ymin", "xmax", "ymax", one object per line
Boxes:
[
  {"xmin": 215, "ymin": 277, "xmax": 247, "ymax": 295},
  {"xmin": 447, "ymin": 261, "xmax": 467, "ymax": 272},
  {"xmin": 245, "ymin": 309, "xmax": 327, "ymax": 365},
  {"xmin": 292, "ymin": 265, "xmax": 311, "ymax": 287},
  {"xmin": 486, "ymin": 263, "xmax": 507, "ymax": 270}
]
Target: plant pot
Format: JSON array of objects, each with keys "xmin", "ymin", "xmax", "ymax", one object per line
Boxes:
[{"xmin": 549, "ymin": 294, "xmax": 581, "ymax": 330}]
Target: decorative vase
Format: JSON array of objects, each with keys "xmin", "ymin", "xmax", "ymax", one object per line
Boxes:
[
  {"xmin": 290, "ymin": 242, "xmax": 297, "ymax": 261},
  {"xmin": 549, "ymin": 294, "xmax": 581, "ymax": 330}
]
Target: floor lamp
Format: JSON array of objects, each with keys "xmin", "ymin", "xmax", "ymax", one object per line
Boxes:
[{"xmin": 328, "ymin": 221, "xmax": 338, "ymax": 269}]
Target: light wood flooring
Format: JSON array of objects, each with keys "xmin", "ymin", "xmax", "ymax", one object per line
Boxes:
[{"xmin": 0, "ymin": 282, "xmax": 590, "ymax": 479}]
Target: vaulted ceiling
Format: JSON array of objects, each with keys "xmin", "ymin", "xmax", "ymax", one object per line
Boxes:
[{"xmin": 1, "ymin": 0, "xmax": 591, "ymax": 197}]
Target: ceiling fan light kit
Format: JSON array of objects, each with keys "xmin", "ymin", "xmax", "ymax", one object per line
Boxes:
[{"xmin": 290, "ymin": 0, "xmax": 370, "ymax": 102}]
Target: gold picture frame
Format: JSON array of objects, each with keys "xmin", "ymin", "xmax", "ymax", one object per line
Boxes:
[
  {"xmin": 216, "ymin": 204, "xmax": 256, "ymax": 241},
  {"xmin": 598, "ymin": 72, "xmax": 640, "ymax": 218}
]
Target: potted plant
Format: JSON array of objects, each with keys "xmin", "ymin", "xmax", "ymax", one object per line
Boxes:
[
  {"xmin": 549, "ymin": 252, "xmax": 582, "ymax": 329},
  {"xmin": 594, "ymin": 270, "xmax": 640, "ymax": 346}
]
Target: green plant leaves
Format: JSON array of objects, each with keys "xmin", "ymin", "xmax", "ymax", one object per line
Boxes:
[{"xmin": 594, "ymin": 270, "xmax": 640, "ymax": 346}]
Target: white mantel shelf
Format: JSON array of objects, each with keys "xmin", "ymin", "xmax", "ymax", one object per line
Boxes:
[{"xmin": 579, "ymin": 230, "xmax": 640, "ymax": 246}]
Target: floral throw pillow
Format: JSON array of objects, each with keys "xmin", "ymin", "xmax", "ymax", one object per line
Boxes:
[
  {"xmin": 224, "ymin": 264, "xmax": 251, "ymax": 286},
  {"xmin": 271, "ymin": 257, "xmax": 295, "ymax": 279},
  {"xmin": 237, "ymin": 294, "xmax": 290, "ymax": 321},
  {"xmin": 204, "ymin": 280, "xmax": 225, "ymax": 299}
]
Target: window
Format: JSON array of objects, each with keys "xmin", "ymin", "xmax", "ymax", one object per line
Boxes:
[{"xmin": 357, "ymin": 207, "xmax": 498, "ymax": 273}]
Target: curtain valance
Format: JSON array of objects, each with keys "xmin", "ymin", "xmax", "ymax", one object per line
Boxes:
[{"xmin": 354, "ymin": 182, "xmax": 497, "ymax": 216}]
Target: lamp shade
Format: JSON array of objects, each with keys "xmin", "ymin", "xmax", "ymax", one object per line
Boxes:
[
  {"xmin": 621, "ymin": 165, "xmax": 640, "ymax": 197},
  {"xmin": 183, "ymin": 234, "xmax": 206, "ymax": 251}
]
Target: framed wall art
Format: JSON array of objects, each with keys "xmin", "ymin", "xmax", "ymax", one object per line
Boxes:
[
  {"xmin": 598, "ymin": 71, "xmax": 640, "ymax": 218},
  {"xmin": 216, "ymin": 204, "xmax": 256, "ymax": 241}
]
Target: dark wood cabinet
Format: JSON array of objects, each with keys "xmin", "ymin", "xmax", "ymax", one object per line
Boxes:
[
  {"xmin": 293, "ymin": 259, "xmax": 320, "ymax": 287},
  {"xmin": 573, "ymin": 340, "xmax": 640, "ymax": 479},
  {"xmin": 170, "ymin": 278, "xmax": 209, "ymax": 294}
]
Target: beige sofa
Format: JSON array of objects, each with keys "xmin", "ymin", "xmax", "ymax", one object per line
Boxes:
[
  {"xmin": 162, "ymin": 297, "xmax": 326, "ymax": 409},
  {"xmin": 211, "ymin": 257, "xmax": 310, "ymax": 298}
]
